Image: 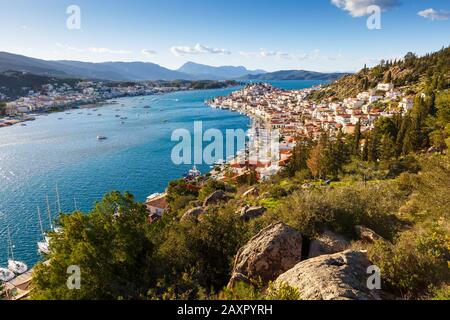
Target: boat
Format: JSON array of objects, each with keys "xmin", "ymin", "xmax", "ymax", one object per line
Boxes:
[
  {"xmin": 0, "ymin": 268, "xmax": 15, "ymax": 283},
  {"xmin": 7, "ymin": 227, "xmax": 28, "ymax": 275},
  {"xmin": 37, "ymin": 207, "xmax": 50, "ymax": 255},
  {"xmin": 97, "ymin": 135, "xmax": 107, "ymax": 140},
  {"xmin": 120, "ymin": 117, "xmax": 128, "ymax": 120}
]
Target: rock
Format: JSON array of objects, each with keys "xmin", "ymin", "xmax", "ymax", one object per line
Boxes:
[
  {"xmin": 180, "ymin": 207, "xmax": 205, "ymax": 223},
  {"xmin": 243, "ymin": 187, "xmax": 259, "ymax": 198},
  {"xmin": 274, "ymin": 250, "xmax": 381, "ymax": 300},
  {"xmin": 228, "ymin": 223, "xmax": 302, "ymax": 287},
  {"xmin": 355, "ymin": 225, "xmax": 383, "ymax": 243},
  {"xmin": 203, "ymin": 191, "xmax": 229, "ymax": 207},
  {"xmin": 308, "ymin": 230, "xmax": 350, "ymax": 259},
  {"xmin": 240, "ymin": 206, "xmax": 267, "ymax": 221}
]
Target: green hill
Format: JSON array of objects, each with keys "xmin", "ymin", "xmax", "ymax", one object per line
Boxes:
[{"xmin": 310, "ymin": 46, "xmax": 450, "ymax": 101}]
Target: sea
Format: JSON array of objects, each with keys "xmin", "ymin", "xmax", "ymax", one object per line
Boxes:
[{"xmin": 0, "ymin": 80, "xmax": 324, "ymax": 267}]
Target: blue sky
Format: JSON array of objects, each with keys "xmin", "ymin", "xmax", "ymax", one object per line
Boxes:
[{"xmin": 0, "ymin": 0, "xmax": 449, "ymax": 72}]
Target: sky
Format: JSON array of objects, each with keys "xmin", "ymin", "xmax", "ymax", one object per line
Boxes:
[{"xmin": 0, "ymin": 0, "xmax": 449, "ymax": 72}]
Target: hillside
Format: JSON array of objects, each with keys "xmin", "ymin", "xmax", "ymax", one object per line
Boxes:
[
  {"xmin": 241, "ymin": 69, "xmax": 350, "ymax": 81},
  {"xmin": 178, "ymin": 61, "xmax": 265, "ymax": 80},
  {"xmin": 0, "ymin": 71, "xmax": 79, "ymax": 100},
  {"xmin": 309, "ymin": 46, "xmax": 450, "ymax": 101}
]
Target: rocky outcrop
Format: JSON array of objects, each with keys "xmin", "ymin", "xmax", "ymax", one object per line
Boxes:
[
  {"xmin": 228, "ymin": 223, "xmax": 302, "ymax": 287},
  {"xmin": 355, "ymin": 225, "xmax": 383, "ymax": 243},
  {"xmin": 203, "ymin": 191, "xmax": 229, "ymax": 207},
  {"xmin": 308, "ymin": 230, "xmax": 350, "ymax": 259},
  {"xmin": 274, "ymin": 250, "xmax": 381, "ymax": 300},
  {"xmin": 180, "ymin": 207, "xmax": 205, "ymax": 222},
  {"xmin": 239, "ymin": 206, "xmax": 267, "ymax": 221}
]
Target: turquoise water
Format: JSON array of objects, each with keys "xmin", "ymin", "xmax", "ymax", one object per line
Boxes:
[{"xmin": 0, "ymin": 80, "xmax": 321, "ymax": 267}]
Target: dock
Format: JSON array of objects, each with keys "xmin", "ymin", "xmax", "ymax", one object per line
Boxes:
[{"xmin": 1, "ymin": 260, "xmax": 49, "ymax": 300}]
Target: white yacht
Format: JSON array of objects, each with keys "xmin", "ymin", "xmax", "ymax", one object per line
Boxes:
[
  {"xmin": 37, "ymin": 207, "xmax": 51, "ymax": 255},
  {"xmin": 97, "ymin": 135, "xmax": 107, "ymax": 140},
  {"xmin": 0, "ymin": 267, "xmax": 15, "ymax": 283},
  {"xmin": 7, "ymin": 227, "xmax": 28, "ymax": 275}
]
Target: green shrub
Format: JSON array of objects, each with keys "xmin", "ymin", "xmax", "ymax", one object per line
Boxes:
[
  {"xmin": 273, "ymin": 182, "xmax": 403, "ymax": 239},
  {"xmin": 368, "ymin": 225, "xmax": 450, "ymax": 299}
]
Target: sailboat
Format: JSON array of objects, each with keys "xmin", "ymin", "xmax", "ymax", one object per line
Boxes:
[
  {"xmin": 37, "ymin": 207, "xmax": 50, "ymax": 255},
  {"xmin": 0, "ymin": 267, "xmax": 15, "ymax": 283},
  {"xmin": 7, "ymin": 227, "xmax": 28, "ymax": 275}
]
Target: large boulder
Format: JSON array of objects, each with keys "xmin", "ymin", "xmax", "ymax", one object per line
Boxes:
[
  {"xmin": 239, "ymin": 206, "xmax": 267, "ymax": 221},
  {"xmin": 274, "ymin": 250, "xmax": 381, "ymax": 300},
  {"xmin": 355, "ymin": 225, "xmax": 383, "ymax": 243},
  {"xmin": 308, "ymin": 230, "xmax": 350, "ymax": 259},
  {"xmin": 228, "ymin": 223, "xmax": 303, "ymax": 287},
  {"xmin": 180, "ymin": 207, "xmax": 205, "ymax": 223},
  {"xmin": 203, "ymin": 190, "xmax": 229, "ymax": 207}
]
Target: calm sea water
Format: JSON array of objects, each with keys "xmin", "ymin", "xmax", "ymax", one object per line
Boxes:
[{"xmin": 0, "ymin": 80, "xmax": 322, "ymax": 267}]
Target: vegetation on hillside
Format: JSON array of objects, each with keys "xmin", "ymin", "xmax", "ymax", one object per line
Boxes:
[
  {"xmin": 30, "ymin": 47, "xmax": 450, "ymax": 301},
  {"xmin": 309, "ymin": 46, "xmax": 450, "ymax": 101}
]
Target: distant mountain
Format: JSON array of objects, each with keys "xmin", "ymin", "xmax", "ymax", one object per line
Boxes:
[
  {"xmin": 178, "ymin": 62, "xmax": 266, "ymax": 80},
  {"xmin": 0, "ymin": 51, "xmax": 348, "ymax": 82},
  {"xmin": 241, "ymin": 70, "xmax": 350, "ymax": 81},
  {"xmin": 0, "ymin": 52, "xmax": 194, "ymax": 81}
]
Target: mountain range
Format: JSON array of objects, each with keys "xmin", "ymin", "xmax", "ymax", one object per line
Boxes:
[{"xmin": 0, "ymin": 51, "xmax": 349, "ymax": 82}]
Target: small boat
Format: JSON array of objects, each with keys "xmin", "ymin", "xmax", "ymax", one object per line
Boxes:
[
  {"xmin": 97, "ymin": 114, "xmax": 102, "ymax": 116},
  {"xmin": 38, "ymin": 239, "xmax": 50, "ymax": 255},
  {"xmin": 20, "ymin": 123, "xmax": 27, "ymax": 126},
  {"xmin": 58, "ymin": 118, "xmax": 63, "ymax": 120},
  {"xmin": 37, "ymin": 207, "xmax": 50, "ymax": 255},
  {"xmin": 115, "ymin": 115, "xmax": 121, "ymax": 118},
  {"xmin": 143, "ymin": 105, "xmax": 151, "ymax": 109},
  {"xmin": 120, "ymin": 117, "xmax": 128, "ymax": 120},
  {"xmin": 97, "ymin": 135, "xmax": 107, "ymax": 140},
  {"xmin": 0, "ymin": 268, "xmax": 15, "ymax": 283},
  {"xmin": 7, "ymin": 227, "xmax": 28, "ymax": 275}
]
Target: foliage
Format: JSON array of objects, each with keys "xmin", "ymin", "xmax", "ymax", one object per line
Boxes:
[
  {"xmin": 368, "ymin": 225, "xmax": 450, "ymax": 299},
  {"xmin": 272, "ymin": 182, "xmax": 403, "ymax": 239},
  {"xmin": 31, "ymin": 192, "xmax": 157, "ymax": 300}
]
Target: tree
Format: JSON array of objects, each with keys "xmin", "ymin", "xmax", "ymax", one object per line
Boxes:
[
  {"xmin": 353, "ymin": 120, "xmax": 362, "ymax": 156},
  {"xmin": 307, "ymin": 134, "xmax": 329, "ymax": 179},
  {"xmin": 285, "ymin": 137, "xmax": 310, "ymax": 177},
  {"xmin": 31, "ymin": 192, "xmax": 157, "ymax": 300}
]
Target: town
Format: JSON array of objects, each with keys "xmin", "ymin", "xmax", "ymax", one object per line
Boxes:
[
  {"xmin": 0, "ymin": 80, "xmax": 183, "ymax": 127},
  {"xmin": 205, "ymin": 82, "xmax": 415, "ymax": 182}
]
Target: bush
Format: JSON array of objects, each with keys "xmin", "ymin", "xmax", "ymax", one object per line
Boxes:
[
  {"xmin": 272, "ymin": 182, "xmax": 403, "ymax": 239},
  {"xmin": 368, "ymin": 225, "xmax": 450, "ymax": 299}
]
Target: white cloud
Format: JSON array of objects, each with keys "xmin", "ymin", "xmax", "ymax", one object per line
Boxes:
[
  {"xmin": 141, "ymin": 49, "xmax": 157, "ymax": 57},
  {"xmin": 56, "ymin": 43, "xmax": 85, "ymax": 52},
  {"xmin": 239, "ymin": 49, "xmax": 295, "ymax": 60},
  {"xmin": 418, "ymin": 8, "xmax": 450, "ymax": 21},
  {"xmin": 56, "ymin": 43, "xmax": 131, "ymax": 55},
  {"xmin": 331, "ymin": 0, "xmax": 401, "ymax": 17},
  {"xmin": 171, "ymin": 43, "xmax": 231, "ymax": 56},
  {"xmin": 88, "ymin": 47, "xmax": 131, "ymax": 54}
]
